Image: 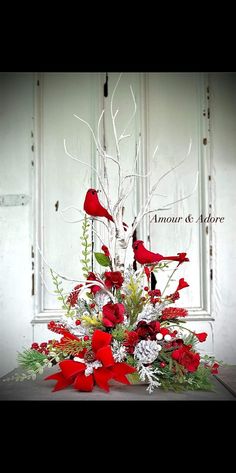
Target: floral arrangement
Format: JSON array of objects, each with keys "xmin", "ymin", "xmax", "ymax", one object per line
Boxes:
[
  {"xmin": 14, "ymin": 213, "xmax": 219, "ymax": 394},
  {"xmin": 9, "ymin": 74, "xmax": 220, "ymax": 395}
]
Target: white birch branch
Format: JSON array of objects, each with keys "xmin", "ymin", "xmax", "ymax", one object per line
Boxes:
[
  {"xmin": 64, "ymin": 139, "xmax": 110, "ymax": 210},
  {"xmin": 118, "ymin": 85, "xmax": 137, "ymax": 142}
]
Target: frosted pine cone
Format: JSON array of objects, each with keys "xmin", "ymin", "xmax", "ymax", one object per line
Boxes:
[{"xmin": 134, "ymin": 340, "xmax": 161, "ymax": 364}]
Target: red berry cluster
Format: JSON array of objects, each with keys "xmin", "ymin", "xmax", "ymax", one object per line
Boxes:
[
  {"xmin": 31, "ymin": 342, "xmax": 49, "ymax": 355},
  {"xmin": 48, "ymin": 321, "xmax": 67, "ymax": 334},
  {"xmin": 147, "ymin": 289, "xmax": 161, "ymax": 305},
  {"xmin": 166, "ymin": 291, "xmax": 180, "ymax": 302}
]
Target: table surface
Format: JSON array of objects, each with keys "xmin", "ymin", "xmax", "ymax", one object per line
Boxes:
[{"xmin": 0, "ymin": 367, "xmax": 235, "ymax": 401}]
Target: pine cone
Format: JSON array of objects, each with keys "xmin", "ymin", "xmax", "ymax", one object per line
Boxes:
[
  {"xmin": 134, "ymin": 340, "xmax": 161, "ymax": 364},
  {"xmin": 84, "ymin": 350, "xmax": 96, "ymax": 362}
]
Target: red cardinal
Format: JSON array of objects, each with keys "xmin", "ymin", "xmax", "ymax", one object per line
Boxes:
[
  {"xmin": 133, "ymin": 240, "xmax": 189, "ymax": 265},
  {"xmin": 83, "ymin": 189, "xmax": 127, "ymax": 229}
]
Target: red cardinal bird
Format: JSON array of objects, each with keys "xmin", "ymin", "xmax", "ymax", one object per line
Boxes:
[
  {"xmin": 133, "ymin": 240, "xmax": 189, "ymax": 265},
  {"xmin": 84, "ymin": 189, "xmax": 127, "ymax": 229}
]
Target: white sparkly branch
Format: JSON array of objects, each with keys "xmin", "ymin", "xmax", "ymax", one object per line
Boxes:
[
  {"xmin": 97, "ymin": 109, "xmax": 105, "ymax": 154},
  {"xmin": 141, "ymin": 171, "xmax": 199, "ymax": 220},
  {"xmin": 73, "ymin": 113, "xmax": 104, "ymax": 157},
  {"xmin": 113, "ymin": 135, "xmax": 142, "ymax": 216},
  {"xmin": 64, "ymin": 139, "xmax": 111, "ymax": 213},
  {"xmin": 110, "ymin": 73, "xmax": 122, "ymax": 161},
  {"xmin": 118, "ymin": 85, "xmax": 137, "ymax": 142},
  {"xmin": 131, "ymin": 139, "xmax": 192, "ymax": 235}
]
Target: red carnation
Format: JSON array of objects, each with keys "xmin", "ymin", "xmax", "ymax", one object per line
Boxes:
[
  {"xmin": 195, "ymin": 332, "xmax": 208, "ymax": 342},
  {"xmin": 172, "ymin": 345, "xmax": 200, "ymax": 372},
  {"xmin": 124, "ymin": 331, "xmax": 139, "ymax": 354},
  {"xmin": 161, "ymin": 307, "xmax": 188, "ymax": 320},
  {"xmin": 176, "ymin": 278, "xmax": 189, "ymax": 292},
  {"xmin": 102, "ymin": 302, "xmax": 125, "ymax": 328},
  {"xmin": 102, "ymin": 245, "xmax": 110, "ymax": 258},
  {"xmin": 104, "ymin": 271, "xmax": 124, "ymax": 289}
]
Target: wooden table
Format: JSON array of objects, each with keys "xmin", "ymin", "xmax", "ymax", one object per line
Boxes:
[{"xmin": 0, "ymin": 367, "xmax": 235, "ymax": 401}]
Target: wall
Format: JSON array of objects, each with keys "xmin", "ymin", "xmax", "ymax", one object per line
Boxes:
[
  {"xmin": 0, "ymin": 73, "xmax": 34, "ymax": 376},
  {"xmin": 210, "ymin": 73, "xmax": 236, "ymax": 363}
]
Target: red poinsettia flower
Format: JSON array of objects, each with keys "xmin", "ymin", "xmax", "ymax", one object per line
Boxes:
[
  {"xmin": 102, "ymin": 302, "xmax": 125, "ymax": 327},
  {"xmin": 86, "ymin": 272, "xmax": 102, "ymax": 294},
  {"xmin": 102, "ymin": 245, "xmax": 110, "ymax": 258},
  {"xmin": 172, "ymin": 345, "xmax": 200, "ymax": 372},
  {"xmin": 104, "ymin": 271, "xmax": 124, "ymax": 289},
  {"xmin": 45, "ymin": 329, "xmax": 136, "ymax": 392},
  {"xmin": 176, "ymin": 278, "xmax": 189, "ymax": 292},
  {"xmin": 195, "ymin": 332, "xmax": 208, "ymax": 342}
]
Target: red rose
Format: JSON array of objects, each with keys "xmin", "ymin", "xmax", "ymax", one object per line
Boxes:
[
  {"xmin": 176, "ymin": 278, "xmax": 189, "ymax": 292},
  {"xmin": 195, "ymin": 332, "xmax": 208, "ymax": 342},
  {"xmin": 102, "ymin": 302, "xmax": 125, "ymax": 328},
  {"xmin": 102, "ymin": 245, "xmax": 110, "ymax": 258},
  {"xmin": 104, "ymin": 271, "xmax": 124, "ymax": 289},
  {"xmin": 172, "ymin": 345, "xmax": 200, "ymax": 372}
]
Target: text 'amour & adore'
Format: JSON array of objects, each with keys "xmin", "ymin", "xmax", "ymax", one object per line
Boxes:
[{"xmin": 151, "ymin": 214, "xmax": 225, "ymax": 224}]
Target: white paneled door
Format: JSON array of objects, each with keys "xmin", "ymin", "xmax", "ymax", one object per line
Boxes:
[{"xmin": 33, "ymin": 72, "xmax": 213, "ymax": 354}]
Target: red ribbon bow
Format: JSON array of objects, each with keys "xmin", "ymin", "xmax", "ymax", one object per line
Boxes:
[{"xmin": 45, "ymin": 329, "xmax": 136, "ymax": 392}]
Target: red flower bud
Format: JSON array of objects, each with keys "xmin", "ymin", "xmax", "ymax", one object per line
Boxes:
[
  {"xmin": 195, "ymin": 332, "xmax": 207, "ymax": 342},
  {"xmin": 102, "ymin": 245, "xmax": 110, "ymax": 257}
]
